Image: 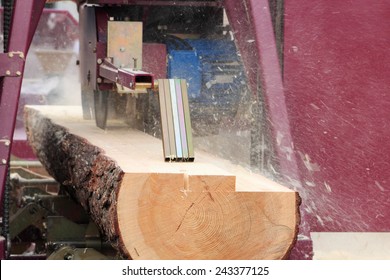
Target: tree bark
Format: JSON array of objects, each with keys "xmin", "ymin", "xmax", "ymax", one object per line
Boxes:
[{"xmin": 24, "ymin": 105, "xmax": 300, "ymax": 259}]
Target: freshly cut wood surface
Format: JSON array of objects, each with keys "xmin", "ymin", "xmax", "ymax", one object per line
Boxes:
[{"xmin": 25, "ymin": 105, "xmax": 300, "ymax": 259}]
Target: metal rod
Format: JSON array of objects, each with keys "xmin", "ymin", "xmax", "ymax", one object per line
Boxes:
[
  {"xmin": 169, "ymin": 79, "xmax": 183, "ymax": 158},
  {"xmin": 180, "ymin": 80, "xmax": 194, "ymax": 160},
  {"xmin": 10, "ymin": 173, "xmax": 58, "ymax": 186},
  {"xmin": 157, "ymin": 80, "xmax": 172, "ymax": 160},
  {"xmin": 175, "ymin": 79, "xmax": 189, "ymax": 159},
  {"xmin": 163, "ymin": 79, "xmax": 177, "ymax": 160}
]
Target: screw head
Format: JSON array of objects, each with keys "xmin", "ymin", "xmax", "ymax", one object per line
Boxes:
[
  {"xmin": 64, "ymin": 253, "xmax": 74, "ymax": 260},
  {"xmin": 97, "ymin": 58, "xmax": 103, "ymax": 64}
]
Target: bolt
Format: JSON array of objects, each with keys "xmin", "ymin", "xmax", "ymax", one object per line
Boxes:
[
  {"xmin": 8, "ymin": 53, "xmax": 13, "ymax": 58},
  {"xmin": 5, "ymin": 70, "xmax": 11, "ymax": 76},
  {"xmin": 97, "ymin": 77, "xmax": 102, "ymax": 83},
  {"xmin": 97, "ymin": 58, "xmax": 103, "ymax": 64},
  {"xmin": 120, "ymin": 47, "xmax": 126, "ymax": 52},
  {"xmin": 16, "ymin": 71, "xmax": 21, "ymax": 76},
  {"xmin": 64, "ymin": 253, "xmax": 74, "ymax": 260},
  {"xmin": 4, "ymin": 140, "xmax": 10, "ymax": 146},
  {"xmin": 19, "ymin": 53, "xmax": 24, "ymax": 59},
  {"xmin": 2, "ymin": 159, "xmax": 7, "ymax": 165}
]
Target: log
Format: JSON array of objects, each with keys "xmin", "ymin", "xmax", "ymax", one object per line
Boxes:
[{"xmin": 24, "ymin": 105, "xmax": 300, "ymax": 259}]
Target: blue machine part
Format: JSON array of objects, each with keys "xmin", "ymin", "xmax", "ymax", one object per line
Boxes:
[
  {"xmin": 168, "ymin": 49, "xmax": 202, "ymax": 98},
  {"xmin": 167, "ymin": 38, "xmax": 245, "ymax": 104}
]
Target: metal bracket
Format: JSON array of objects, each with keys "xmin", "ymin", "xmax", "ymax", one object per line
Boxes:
[
  {"xmin": 0, "ymin": 139, "xmax": 11, "ymax": 165},
  {"xmin": 99, "ymin": 58, "xmax": 154, "ymax": 92},
  {"xmin": 0, "ymin": 52, "xmax": 25, "ymax": 77}
]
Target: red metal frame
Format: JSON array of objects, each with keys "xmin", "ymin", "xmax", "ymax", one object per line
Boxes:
[
  {"xmin": 0, "ymin": 0, "xmax": 46, "ymax": 258},
  {"xmin": 0, "ymin": 53, "xmax": 24, "ymax": 77}
]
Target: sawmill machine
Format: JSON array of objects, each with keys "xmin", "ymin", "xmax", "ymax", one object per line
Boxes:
[
  {"xmin": 0, "ymin": 0, "xmax": 288, "ymax": 259},
  {"xmin": 77, "ymin": 1, "xmax": 247, "ymax": 140}
]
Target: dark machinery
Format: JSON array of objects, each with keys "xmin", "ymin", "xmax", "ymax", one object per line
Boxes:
[{"xmin": 0, "ymin": 0, "xmax": 287, "ymax": 259}]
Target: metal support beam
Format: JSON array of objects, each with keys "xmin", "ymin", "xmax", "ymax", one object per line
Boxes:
[{"xmin": 0, "ymin": 0, "xmax": 46, "ymax": 240}]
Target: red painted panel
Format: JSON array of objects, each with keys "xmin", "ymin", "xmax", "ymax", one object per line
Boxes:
[
  {"xmin": 284, "ymin": 0, "xmax": 390, "ymax": 258},
  {"xmin": 142, "ymin": 43, "xmax": 167, "ymax": 79}
]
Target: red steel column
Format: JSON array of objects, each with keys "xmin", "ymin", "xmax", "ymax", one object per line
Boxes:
[{"xmin": 0, "ymin": 0, "xmax": 46, "ymax": 236}]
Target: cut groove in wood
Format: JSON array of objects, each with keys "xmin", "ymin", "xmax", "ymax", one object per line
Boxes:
[{"xmin": 24, "ymin": 105, "xmax": 300, "ymax": 259}]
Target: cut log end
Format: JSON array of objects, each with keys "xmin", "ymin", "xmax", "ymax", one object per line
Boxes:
[
  {"xmin": 24, "ymin": 105, "xmax": 300, "ymax": 259},
  {"xmin": 118, "ymin": 173, "xmax": 299, "ymax": 259}
]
